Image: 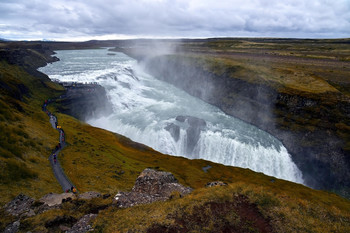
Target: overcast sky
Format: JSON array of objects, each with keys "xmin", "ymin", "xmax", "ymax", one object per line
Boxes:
[{"xmin": 0, "ymin": 0, "xmax": 349, "ymax": 41}]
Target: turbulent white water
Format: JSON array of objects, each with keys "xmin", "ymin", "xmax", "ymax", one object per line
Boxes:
[{"xmin": 39, "ymin": 48, "xmax": 304, "ymax": 184}]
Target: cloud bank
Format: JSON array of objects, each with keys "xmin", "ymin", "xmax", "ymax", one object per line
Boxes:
[{"xmin": 0, "ymin": 0, "xmax": 349, "ymax": 41}]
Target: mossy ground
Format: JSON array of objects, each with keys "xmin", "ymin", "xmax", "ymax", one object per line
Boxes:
[
  {"xmin": 24, "ymin": 101, "xmax": 350, "ymax": 232},
  {"xmin": 1, "ymin": 41, "xmax": 350, "ymax": 232},
  {"xmin": 94, "ymin": 182, "xmax": 350, "ymax": 232},
  {"xmin": 3, "ymin": 99, "xmax": 349, "ymax": 232},
  {"xmin": 0, "ymin": 61, "xmax": 64, "ymax": 204}
]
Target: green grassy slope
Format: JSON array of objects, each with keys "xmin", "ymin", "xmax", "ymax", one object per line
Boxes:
[
  {"xmin": 5, "ymin": 95, "xmax": 350, "ymax": 233},
  {"xmin": 0, "ymin": 61, "xmax": 64, "ymax": 203},
  {"xmin": 0, "ymin": 42, "xmax": 349, "ymax": 232}
]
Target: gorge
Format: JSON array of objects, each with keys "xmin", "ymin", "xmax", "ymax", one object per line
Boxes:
[{"xmin": 39, "ymin": 48, "xmax": 304, "ymax": 184}]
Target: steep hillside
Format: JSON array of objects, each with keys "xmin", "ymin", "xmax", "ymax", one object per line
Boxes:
[
  {"xmin": 0, "ymin": 42, "xmax": 349, "ymax": 232},
  {"xmin": 2, "ymin": 100, "xmax": 350, "ymax": 232},
  {"xmin": 0, "ymin": 47, "xmax": 64, "ymax": 203}
]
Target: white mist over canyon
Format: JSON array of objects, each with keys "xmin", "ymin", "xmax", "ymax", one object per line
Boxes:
[{"xmin": 39, "ymin": 48, "xmax": 304, "ymax": 184}]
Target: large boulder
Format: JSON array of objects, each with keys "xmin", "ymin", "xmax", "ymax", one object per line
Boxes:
[
  {"xmin": 39, "ymin": 193, "xmax": 75, "ymax": 207},
  {"xmin": 114, "ymin": 168, "xmax": 192, "ymax": 208}
]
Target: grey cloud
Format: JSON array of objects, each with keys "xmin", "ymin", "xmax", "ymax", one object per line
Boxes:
[{"xmin": 0, "ymin": 0, "xmax": 349, "ymax": 40}]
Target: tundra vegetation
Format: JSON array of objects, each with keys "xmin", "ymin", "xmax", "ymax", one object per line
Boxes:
[{"xmin": 0, "ymin": 40, "xmax": 349, "ymax": 232}]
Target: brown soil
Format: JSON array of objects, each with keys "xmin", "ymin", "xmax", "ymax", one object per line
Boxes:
[{"xmin": 147, "ymin": 194, "xmax": 273, "ymax": 233}]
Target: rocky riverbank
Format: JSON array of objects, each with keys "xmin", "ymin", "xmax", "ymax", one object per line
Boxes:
[{"xmin": 54, "ymin": 82, "xmax": 113, "ymax": 121}]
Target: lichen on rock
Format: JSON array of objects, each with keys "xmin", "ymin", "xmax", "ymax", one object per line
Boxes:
[{"xmin": 114, "ymin": 168, "xmax": 192, "ymax": 208}]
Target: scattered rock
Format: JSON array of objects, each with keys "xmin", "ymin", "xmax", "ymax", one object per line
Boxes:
[
  {"xmin": 114, "ymin": 191, "xmax": 162, "ymax": 208},
  {"xmin": 3, "ymin": 194, "xmax": 34, "ymax": 217},
  {"xmin": 206, "ymin": 181, "xmax": 228, "ymax": 187},
  {"xmin": 115, "ymin": 170, "xmax": 125, "ymax": 175},
  {"xmin": 114, "ymin": 168, "xmax": 192, "ymax": 208},
  {"xmin": 102, "ymin": 194, "xmax": 111, "ymax": 199},
  {"xmin": 66, "ymin": 214, "xmax": 97, "ymax": 233},
  {"xmin": 202, "ymin": 165, "xmax": 212, "ymax": 173},
  {"xmin": 4, "ymin": 220, "xmax": 20, "ymax": 233},
  {"xmin": 39, "ymin": 193, "xmax": 75, "ymax": 207},
  {"xmin": 78, "ymin": 191, "xmax": 101, "ymax": 200}
]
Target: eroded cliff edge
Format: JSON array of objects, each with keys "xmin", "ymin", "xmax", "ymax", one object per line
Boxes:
[{"xmin": 115, "ymin": 44, "xmax": 350, "ymax": 197}]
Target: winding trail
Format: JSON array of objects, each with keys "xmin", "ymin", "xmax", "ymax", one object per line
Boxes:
[{"xmin": 43, "ymin": 99, "xmax": 76, "ymax": 193}]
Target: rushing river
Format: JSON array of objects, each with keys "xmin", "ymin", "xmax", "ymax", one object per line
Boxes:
[{"xmin": 39, "ymin": 48, "xmax": 304, "ymax": 184}]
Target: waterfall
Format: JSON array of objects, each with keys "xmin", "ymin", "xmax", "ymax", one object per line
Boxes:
[{"xmin": 39, "ymin": 48, "xmax": 304, "ymax": 184}]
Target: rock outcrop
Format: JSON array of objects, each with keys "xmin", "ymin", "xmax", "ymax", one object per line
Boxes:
[
  {"xmin": 165, "ymin": 115, "xmax": 207, "ymax": 155},
  {"xmin": 56, "ymin": 84, "xmax": 113, "ymax": 121},
  {"xmin": 3, "ymin": 221, "xmax": 20, "ymax": 233},
  {"xmin": 66, "ymin": 214, "xmax": 97, "ymax": 233},
  {"xmin": 3, "ymin": 194, "xmax": 34, "ymax": 217},
  {"xmin": 114, "ymin": 168, "xmax": 192, "ymax": 208},
  {"xmin": 39, "ymin": 193, "xmax": 75, "ymax": 207},
  {"xmin": 1, "ymin": 191, "xmax": 108, "ymax": 233}
]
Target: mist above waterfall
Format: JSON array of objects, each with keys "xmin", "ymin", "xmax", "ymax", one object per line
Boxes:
[{"xmin": 39, "ymin": 48, "xmax": 304, "ymax": 184}]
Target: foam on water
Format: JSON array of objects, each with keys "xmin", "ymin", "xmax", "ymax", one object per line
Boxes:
[{"xmin": 39, "ymin": 48, "xmax": 304, "ymax": 184}]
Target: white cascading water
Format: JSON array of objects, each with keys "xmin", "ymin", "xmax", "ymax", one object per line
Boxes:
[{"xmin": 39, "ymin": 48, "xmax": 304, "ymax": 184}]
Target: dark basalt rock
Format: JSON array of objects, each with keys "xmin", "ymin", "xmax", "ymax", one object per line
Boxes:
[
  {"xmin": 165, "ymin": 123, "xmax": 180, "ymax": 141},
  {"xmin": 56, "ymin": 84, "xmax": 113, "ymax": 121},
  {"xmin": 114, "ymin": 168, "xmax": 192, "ymax": 208},
  {"xmin": 176, "ymin": 115, "xmax": 207, "ymax": 128},
  {"xmin": 176, "ymin": 115, "xmax": 207, "ymax": 155},
  {"xmin": 3, "ymin": 194, "xmax": 34, "ymax": 217},
  {"xmin": 165, "ymin": 116, "xmax": 207, "ymax": 155},
  {"xmin": 4, "ymin": 221, "xmax": 20, "ymax": 233}
]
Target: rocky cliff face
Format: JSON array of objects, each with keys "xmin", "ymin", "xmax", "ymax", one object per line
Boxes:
[
  {"xmin": 142, "ymin": 55, "xmax": 350, "ymax": 196},
  {"xmin": 0, "ymin": 43, "xmax": 59, "ymax": 70},
  {"xmin": 56, "ymin": 84, "xmax": 113, "ymax": 121}
]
